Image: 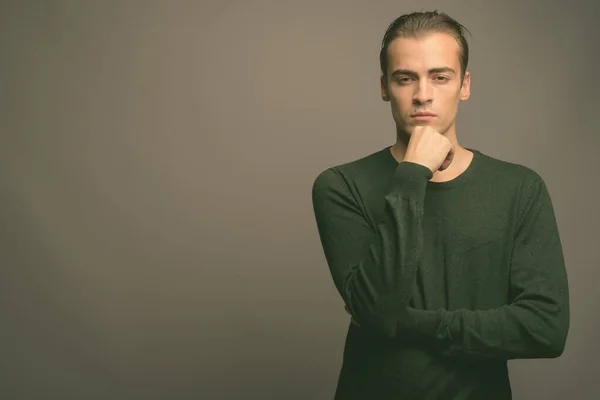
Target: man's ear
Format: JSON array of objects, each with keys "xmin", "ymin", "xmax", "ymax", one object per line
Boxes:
[
  {"xmin": 459, "ymin": 71, "xmax": 471, "ymax": 101},
  {"xmin": 381, "ymin": 74, "xmax": 389, "ymax": 102}
]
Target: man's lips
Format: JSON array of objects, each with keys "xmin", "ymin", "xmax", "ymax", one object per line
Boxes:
[
  {"xmin": 412, "ymin": 114, "xmax": 436, "ymax": 120},
  {"xmin": 412, "ymin": 112, "xmax": 436, "ymax": 117}
]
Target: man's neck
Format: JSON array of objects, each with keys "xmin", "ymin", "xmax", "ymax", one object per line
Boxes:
[{"xmin": 429, "ymin": 146, "xmax": 473, "ymax": 182}]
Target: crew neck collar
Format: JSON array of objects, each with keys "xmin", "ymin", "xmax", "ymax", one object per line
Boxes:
[{"xmin": 385, "ymin": 145, "xmax": 481, "ymax": 189}]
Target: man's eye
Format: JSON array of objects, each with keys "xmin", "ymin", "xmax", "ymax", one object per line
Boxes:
[
  {"xmin": 435, "ymin": 76, "xmax": 449, "ymax": 81},
  {"xmin": 397, "ymin": 77, "xmax": 412, "ymax": 84}
]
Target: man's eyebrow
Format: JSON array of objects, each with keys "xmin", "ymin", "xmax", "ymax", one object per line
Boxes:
[{"xmin": 391, "ymin": 67, "xmax": 456, "ymax": 77}]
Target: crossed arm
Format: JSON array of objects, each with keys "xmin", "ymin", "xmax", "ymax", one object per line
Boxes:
[{"xmin": 313, "ymin": 164, "xmax": 569, "ymax": 361}]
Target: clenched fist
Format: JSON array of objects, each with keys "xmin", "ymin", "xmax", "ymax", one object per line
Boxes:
[{"xmin": 403, "ymin": 126, "xmax": 455, "ymax": 173}]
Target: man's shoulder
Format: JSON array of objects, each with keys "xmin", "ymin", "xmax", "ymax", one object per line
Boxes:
[
  {"xmin": 478, "ymin": 150, "xmax": 544, "ymax": 185},
  {"xmin": 312, "ymin": 146, "xmax": 389, "ymax": 193},
  {"xmin": 477, "ymin": 151, "xmax": 550, "ymax": 213}
]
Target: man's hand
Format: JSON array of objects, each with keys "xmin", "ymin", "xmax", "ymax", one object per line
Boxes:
[
  {"xmin": 403, "ymin": 125, "xmax": 455, "ymax": 173},
  {"xmin": 344, "ymin": 304, "xmax": 358, "ymax": 324},
  {"xmin": 345, "ymin": 304, "xmax": 361, "ymax": 327},
  {"xmin": 344, "ymin": 304, "xmax": 398, "ymax": 338}
]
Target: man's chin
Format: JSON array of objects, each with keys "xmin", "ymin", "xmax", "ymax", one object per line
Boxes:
[
  {"xmin": 412, "ymin": 120, "xmax": 435, "ymax": 127},
  {"xmin": 400, "ymin": 121, "xmax": 436, "ymax": 134}
]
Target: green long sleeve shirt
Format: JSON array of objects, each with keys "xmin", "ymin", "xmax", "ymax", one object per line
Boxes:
[{"xmin": 311, "ymin": 146, "xmax": 570, "ymax": 399}]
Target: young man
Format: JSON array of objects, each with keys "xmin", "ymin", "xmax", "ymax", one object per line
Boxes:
[{"xmin": 311, "ymin": 11, "xmax": 570, "ymax": 400}]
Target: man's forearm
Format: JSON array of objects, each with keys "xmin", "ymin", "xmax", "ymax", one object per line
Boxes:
[{"xmin": 314, "ymin": 163, "xmax": 433, "ymax": 337}]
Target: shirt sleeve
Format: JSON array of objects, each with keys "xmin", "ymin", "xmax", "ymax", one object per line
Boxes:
[
  {"xmin": 311, "ymin": 161, "xmax": 433, "ymax": 336},
  {"xmin": 399, "ymin": 174, "xmax": 570, "ymax": 360}
]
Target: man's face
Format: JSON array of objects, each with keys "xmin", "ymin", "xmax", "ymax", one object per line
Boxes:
[{"xmin": 380, "ymin": 32, "xmax": 470, "ymax": 137}]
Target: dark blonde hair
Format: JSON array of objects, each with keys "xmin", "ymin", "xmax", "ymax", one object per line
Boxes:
[{"xmin": 379, "ymin": 10, "xmax": 472, "ymax": 85}]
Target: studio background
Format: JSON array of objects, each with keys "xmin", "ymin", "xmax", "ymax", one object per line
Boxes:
[{"xmin": 1, "ymin": 0, "xmax": 598, "ymax": 399}]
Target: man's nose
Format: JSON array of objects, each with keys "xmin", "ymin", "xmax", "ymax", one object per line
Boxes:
[{"xmin": 413, "ymin": 81, "xmax": 433, "ymax": 104}]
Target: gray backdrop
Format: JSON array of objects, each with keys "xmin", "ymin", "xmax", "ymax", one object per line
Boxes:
[{"xmin": 1, "ymin": 0, "xmax": 598, "ymax": 399}]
